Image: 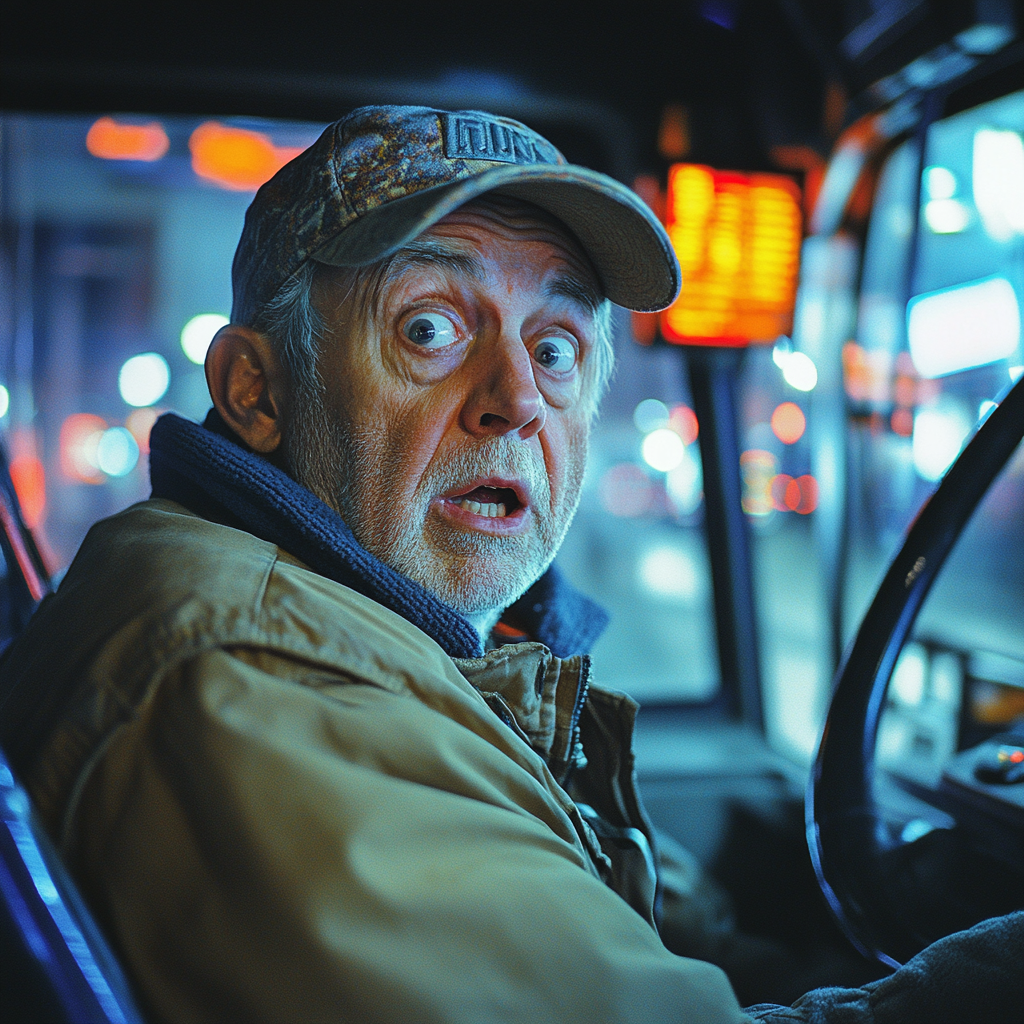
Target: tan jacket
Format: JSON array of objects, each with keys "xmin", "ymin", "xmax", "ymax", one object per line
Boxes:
[{"xmin": 2, "ymin": 499, "xmax": 748, "ymax": 1024}]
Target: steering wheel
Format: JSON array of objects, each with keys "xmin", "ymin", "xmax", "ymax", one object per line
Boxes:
[{"xmin": 808, "ymin": 374, "xmax": 1024, "ymax": 969}]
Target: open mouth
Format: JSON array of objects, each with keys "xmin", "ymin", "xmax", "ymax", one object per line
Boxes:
[{"xmin": 448, "ymin": 485, "xmax": 523, "ymax": 519}]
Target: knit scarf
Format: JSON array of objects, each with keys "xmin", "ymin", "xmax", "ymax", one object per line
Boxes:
[{"xmin": 148, "ymin": 411, "xmax": 608, "ymax": 659}]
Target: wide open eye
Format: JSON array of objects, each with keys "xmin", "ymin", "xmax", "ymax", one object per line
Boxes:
[
  {"xmin": 403, "ymin": 312, "xmax": 458, "ymax": 348},
  {"xmin": 533, "ymin": 336, "xmax": 577, "ymax": 373}
]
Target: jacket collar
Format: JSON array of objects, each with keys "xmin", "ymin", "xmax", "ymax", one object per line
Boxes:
[
  {"xmin": 148, "ymin": 411, "xmax": 608, "ymax": 660},
  {"xmin": 454, "ymin": 643, "xmax": 590, "ymax": 786}
]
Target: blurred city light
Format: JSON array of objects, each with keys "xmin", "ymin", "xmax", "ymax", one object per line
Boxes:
[
  {"xmin": 892, "ymin": 644, "xmax": 927, "ymax": 706},
  {"xmin": 60, "ymin": 413, "xmax": 107, "ymax": 483},
  {"xmin": 924, "ymin": 165, "xmax": 957, "ymax": 199},
  {"xmin": 908, "ymin": 276, "xmax": 1020, "ymax": 378},
  {"xmin": 9, "ymin": 454, "xmax": 46, "ymax": 528},
  {"xmin": 633, "ymin": 398, "xmax": 669, "ymax": 433},
  {"xmin": 770, "ymin": 401, "xmax": 806, "ymax": 444},
  {"xmin": 973, "ymin": 128, "xmax": 1024, "ymax": 242},
  {"xmin": 181, "ymin": 313, "xmax": 229, "ymax": 364},
  {"xmin": 0, "ymin": 385, "xmax": 8, "ymax": 419},
  {"xmin": 126, "ymin": 407, "xmax": 160, "ymax": 454},
  {"xmin": 924, "ymin": 198, "xmax": 970, "ymax": 233},
  {"xmin": 740, "ymin": 449, "xmax": 777, "ymax": 515},
  {"xmin": 96, "ymin": 428, "xmax": 140, "ymax": 477},
  {"xmin": 660, "ymin": 164, "xmax": 802, "ymax": 345},
  {"xmin": 119, "ymin": 353, "xmax": 170, "ymax": 407},
  {"xmin": 642, "ymin": 428, "xmax": 686, "ymax": 472},
  {"xmin": 86, "ymin": 117, "xmax": 170, "ymax": 162},
  {"xmin": 190, "ymin": 122, "xmax": 304, "ymax": 192},
  {"xmin": 913, "ymin": 402, "xmax": 972, "ymax": 481},
  {"xmin": 668, "ymin": 403, "xmax": 699, "ymax": 445},
  {"xmin": 778, "ymin": 350, "xmax": 818, "ymax": 391},
  {"xmin": 638, "ymin": 544, "xmax": 701, "ymax": 601},
  {"xmin": 768, "ymin": 473, "xmax": 818, "ymax": 514},
  {"xmin": 666, "ymin": 447, "xmax": 702, "ymax": 515}
]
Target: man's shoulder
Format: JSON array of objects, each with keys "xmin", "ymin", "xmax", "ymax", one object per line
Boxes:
[
  {"xmin": 18, "ymin": 497, "xmax": 453, "ymax": 680},
  {"xmin": 1, "ymin": 498, "xmax": 472, "ymax": 828}
]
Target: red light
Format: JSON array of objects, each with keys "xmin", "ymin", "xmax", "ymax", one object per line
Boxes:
[
  {"xmin": 795, "ymin": 475, "xmax": 819, "ymax": 514},
  {"xmin": 60, "ymin": 414, "xmax": 107, "ymax": 483},
  {"xmin": 9, "ymin": 455, "xmax": 46, "ymax": 528},
  {"xmin": 891, "ymin": 407, "xmax": 914, "ymax": 437},
  {"xmin": 86, "ymin": 117, "xmax": 169, "ymax": 162},
  {"xmin": 669, "ymin": 404, "xmax": 699, "ymax": 445},
  {"xmin": 771, "ymin": 402, "xmax": 806, "ymax": 445},
  {"xmin": 125, "ymin": 408, "xmax": 159, "ymax": 455}
]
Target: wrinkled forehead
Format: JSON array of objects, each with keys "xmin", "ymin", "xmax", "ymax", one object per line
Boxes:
[
  {"xmin": 438, "ymin": 193, "xmax": 600, "ymax": 281},
  {"xmin": 315, "ymin": 192, "xmax": 604, "ymax": 319}
]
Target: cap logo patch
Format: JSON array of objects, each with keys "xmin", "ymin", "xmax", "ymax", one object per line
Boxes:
[{"xmin": 442, "ymin": 114, "xmax": 541, "ymax": 164}]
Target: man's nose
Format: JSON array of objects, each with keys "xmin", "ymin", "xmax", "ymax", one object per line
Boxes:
[{"xmin": 460, "ymin": 335, "xmax": 546, "ymax": 440}]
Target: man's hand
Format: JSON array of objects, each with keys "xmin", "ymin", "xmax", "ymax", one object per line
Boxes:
[{"xmin": 744, "ymin": 911, "xmax": 1023, "ymax": 1023}]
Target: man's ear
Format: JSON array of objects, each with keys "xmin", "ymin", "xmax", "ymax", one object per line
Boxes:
[{"xmin": 205, "ymin": 325, "xmax": 290, "ymax": 454}]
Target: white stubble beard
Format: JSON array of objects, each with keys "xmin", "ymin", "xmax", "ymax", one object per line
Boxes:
[{"xmin": 286, "ymin": 397, "xmax": 588, "ymax": 620}]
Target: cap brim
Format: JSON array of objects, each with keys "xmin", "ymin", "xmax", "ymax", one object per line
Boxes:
[{"xmin": 311, "ymin": 164, "xmax": 680, "ymax": 313}]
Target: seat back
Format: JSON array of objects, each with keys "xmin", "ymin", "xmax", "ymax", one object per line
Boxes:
[{"xmin": 0, "ymin": 444, "xmax": 145, "ymax": 1023}]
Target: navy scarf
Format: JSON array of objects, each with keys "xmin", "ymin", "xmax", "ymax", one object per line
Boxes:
[{"xmin": 148, "ymin": 411, "xmax": 608, "ymax": 659}]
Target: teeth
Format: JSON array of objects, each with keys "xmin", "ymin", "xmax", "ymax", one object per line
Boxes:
[{"xmin": 457, "ymin": 500, "xmax": 507, "ymax": 518}]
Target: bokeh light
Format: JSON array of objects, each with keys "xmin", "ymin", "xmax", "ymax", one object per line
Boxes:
[
  {"xmin": 637, "ymin": 544, "xmax": 701, "ymax": 602},
  {"xmin": 119, "ymin": 353, "xmax": 170, "ymax": 407},
  {"xmin": 770, "ymin": 402, "xmax": 806, "ymax": 444},
  {"xmin": 60, "ymin": 413, "xmax": 107, "ymax": 483},
  {"xmin": 0, "ymin": 385, "xmax": 9, "ymax": 419},
  {"xmin": 668, "ymin": 403, "xmax": 699, "ymax": 445},
  {"xmin": 9, "ymin": 455, "xmax": 46, "ymax": 528},
  {"xmin": 666, "ymin": 447, "xmax": 702, "ymax": 515},
  {"xmin": 740, "ymin": 449, "xmax": 777, "ymax": 515},
  {"xmin": 633, "ymin": 398, "xmax": 669, "ymax": 434},
  {"xmin": 126, "ymin": 407, "xmax": 160, "ymax": 454},
  {"xmin": 190, "ymin": 122, "xmax": 304, "ymax": 192},
  {"xmin": 96, "ymin": 428, "xmax": 140, "ymax": 477},
  {"xmin": 181, "ymin": 313, "xmax": 229, "ymax": 364},
  {"xmin": 642, "ymin": 428, "xmax": 686, "ymax": 472},
  {"xmin": 913, "ymin": 403, "xmax": 971, "ymax": 481},
  {"xmin": 781, "ymin": 351, "xmax": 818, "ymax": 391},
  {"xmin": 86, "ymin": 117, "xmax": 169, "ymax": 162}
]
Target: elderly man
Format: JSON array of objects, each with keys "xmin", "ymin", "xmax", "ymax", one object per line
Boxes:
[{"xmin": 0, "ymin": 106, "xmax": 1019, "ymax": 1024}]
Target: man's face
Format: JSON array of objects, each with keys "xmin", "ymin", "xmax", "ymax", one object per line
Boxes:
[{"xmin": 287, "ymin": 197, "xmax": 603, "ymax": 621}]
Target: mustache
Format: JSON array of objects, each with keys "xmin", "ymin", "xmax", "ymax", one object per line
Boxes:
[{"xmin": 417, "ymin": 437, "xmax": 550, "ymax": 505}]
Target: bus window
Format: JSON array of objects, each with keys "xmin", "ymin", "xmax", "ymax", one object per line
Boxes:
[{"xmin": 847, "ymin": 90, "xmax": 1024, "ymax": 635}]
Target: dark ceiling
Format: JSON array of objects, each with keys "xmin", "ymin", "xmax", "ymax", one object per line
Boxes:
[
  {"xmin": 1, "ymin": 1, "xmax": 851, "ymax": 178},
  {"xmin": 3, "ymin": 2, "xmax": 1019, "ymax": 180}
]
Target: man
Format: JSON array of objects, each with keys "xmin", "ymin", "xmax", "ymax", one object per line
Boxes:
[{"xmin": 0, "ymin": 106, "xmax": 1019, "ymax": 1024}]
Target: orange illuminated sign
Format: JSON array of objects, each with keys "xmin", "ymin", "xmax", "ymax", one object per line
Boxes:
[
  {"xmin": 86, "ymin": 117, "xmax": 170, "ymax": 162},
  {"xmin": 660, "ymin": 164, "xmax": 802, "ymax": 346},
  {"xmin": 190, "ymin": 122, "xmax": 304, "ymax": 192}
]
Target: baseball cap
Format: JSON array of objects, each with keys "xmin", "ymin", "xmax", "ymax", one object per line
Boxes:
[{"xmin": 231, "ymin": 105, "xmax": 680, "ymax": 324}]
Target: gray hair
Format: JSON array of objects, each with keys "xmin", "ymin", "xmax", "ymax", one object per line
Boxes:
[{"xmin": 250, "ymin": 255, "xmax": 617, "ymax": 408}]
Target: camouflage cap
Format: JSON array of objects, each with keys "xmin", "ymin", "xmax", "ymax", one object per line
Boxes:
[{"xmin": 231, "ymin": 105, "xmax": 680, "ymax": 323}]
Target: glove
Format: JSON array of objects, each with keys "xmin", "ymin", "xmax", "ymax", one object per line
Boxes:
[{"xmin": 744, "ymin": 911, "xmax": 1023, "ymax": 1024}]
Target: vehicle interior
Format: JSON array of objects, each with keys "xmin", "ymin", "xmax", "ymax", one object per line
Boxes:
[{"xmin": 1, "ymin": 2, "xmax": 1022, "ymax": 1020}]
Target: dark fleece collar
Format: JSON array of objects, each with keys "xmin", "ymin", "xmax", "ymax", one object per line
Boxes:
[{"xmin": 148, "ymin": 411, "xmax": 608, "ymax": 660}]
